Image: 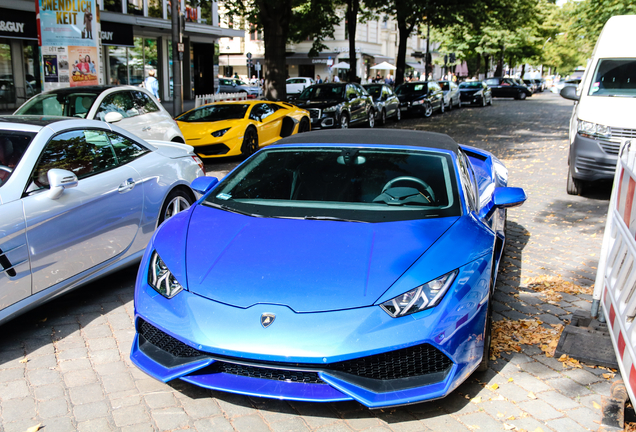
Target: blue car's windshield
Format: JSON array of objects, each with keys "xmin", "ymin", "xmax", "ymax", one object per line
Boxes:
[{"xmin": 203, "ymin": 147, "xmax": 461, "ymax": 222}]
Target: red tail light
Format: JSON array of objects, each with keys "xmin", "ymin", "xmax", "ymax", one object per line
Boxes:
[{"xmin": 192, "ymin": 155, "xmax": 205, "ymax": 175}]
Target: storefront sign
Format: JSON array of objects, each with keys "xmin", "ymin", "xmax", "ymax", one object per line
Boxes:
[
  {"xmin": 100, "ymin": 21, "xmax": 133, "ymax": 47},
  {"xmin": 0, "ymin": 9, "xmax": 38, "ymax": 39}
]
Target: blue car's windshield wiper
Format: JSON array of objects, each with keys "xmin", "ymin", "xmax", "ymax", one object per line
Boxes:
[
  {"xmin": 204, "ymin": 202, "xmax": 262, "ymax": 218},
  {"xmin": 302, "ymin": 216, "xmax": 367, "ymax": 223}
]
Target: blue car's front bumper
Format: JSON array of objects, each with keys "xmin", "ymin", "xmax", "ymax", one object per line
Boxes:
[{"xmin": 131, "ymin": 255, "xmax": 491, "ymax": 408}]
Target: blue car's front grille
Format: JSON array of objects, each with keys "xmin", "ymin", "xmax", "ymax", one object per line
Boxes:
[
  {"xmin": 138, "ymin": 319, "xmax": 453, "ymax": 386},
  {"xmin": 139, "ymin": 319, "xmax": 203, "ymax": 358},
  {"xmin": 209, "ymin": 362, "xmax": 325, "ymax": 384},
  {"xmin": 329, "ymin": 344, "xmax": 452, "ymax": 380}
]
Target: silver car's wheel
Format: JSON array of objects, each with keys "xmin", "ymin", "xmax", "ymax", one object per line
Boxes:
[
  {"xmin": 368, "ymin": 111, "xmax": 375, "ymax": 128},
  {"xmin": 159, "ymin": 189, "xmax": 193, "ymax": 225},
  {"xmin": 396, "ymin": 108, "xmax": 401, "ymax": 121},
  {"xmin": 423, "ymin": 103, "xmax": 433, "ymax": 118},
  {"xmin": 340, "ymin": 113, "xmax": 349, "ymax": 129}
]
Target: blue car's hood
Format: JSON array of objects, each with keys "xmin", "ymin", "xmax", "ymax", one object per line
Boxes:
[{"xmin": 185, "ymin": 205, "xmax": 459, "ymax": 312}]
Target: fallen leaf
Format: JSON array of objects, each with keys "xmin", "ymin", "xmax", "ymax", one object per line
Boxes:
[
  {"xmin": 471, "ymin": 396, "xmax": 482, "ymax": 404},
  {"xmin": 503, "ymin": 423, "xmax": 515, "ymax": 430},
  {"xmin": 528, "ymin": 392, "xmax": 537, "ymax": 400},
  {"xmin": 26, "ymin": 424, "xmax": 42, "ymax": 432},
  {"xmin": 520, "ymin": 412, "xmax": 529, "ymax": 418},
  {"xmin": 533, "ymin": 428, "xmax": 544, "ymax": 432},
  {"xmin": 19, "ymin": 358, "xmax": 28, "ymax": 364},
  {"xmin": 593, "ymin": 401, "xmax": 602, "ymax": 410},
  {"xmin": 508, "ymin": 377, "xmax": 514, "ymax": 382},
  {"xmin": 468, "ymin": 426, "xmax": 480, "ymax": 431},
  {"xmin": 488, "ymin": 383, "xmax": 499, "ymax": 390},
  {"xmin": 507, "ymin": 415, "xmax": 516, "ymax": 420},
  {"xmin": 603, "ymin": 373, "xmax": 616, "ymax": 380},
  {"xmin": 498, "ymin": 412, "xmax": 505, "ymax": 417}
]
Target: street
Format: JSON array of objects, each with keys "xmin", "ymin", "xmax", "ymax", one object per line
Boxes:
[{"xmin": 0, "ymin": 91, "xmax": 614, "ymax": 432}]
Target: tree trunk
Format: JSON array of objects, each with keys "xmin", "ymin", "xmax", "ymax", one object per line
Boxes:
[
  {"xmin": 520, "ymin": 64, "xmax": 526, "ymax": 79},
  {"xmin": 257, "ymin": 0, "xmax": 292, "ymax": 100},
  {"xmin": 346, "ymin": 0, "xmax": 359, "ymax": 82},
  {"xmin": 484, "ymin": 55, "xmax": 490, "ymax": 77},
  {"xmin": 494, "ymin": 45, "xmax": 504, "ymax": 77},
  {"xmin": 395, "ymin": 19, "xmax": 414, "ymax": 86}
]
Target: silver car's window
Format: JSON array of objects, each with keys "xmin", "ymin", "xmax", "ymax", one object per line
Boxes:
[
  {"xmin": 107, "ymin": 132, "xmax": 149, "ymax": 165},
  {"xmin": 0, "ymin": 132, "xmax": 35, "ymax": 188},
  {"xmin": 96, "ymin": 91, "xmax": 139, "ymax": 119},
  {"xmin": 30, "ymin": 130, "xmax": 119, "ymax": 191},
  {"xmin": 588, "ymin": 59, "xmax": 636, "ymax": 97},
  {"xmin": 203, "ymin": 147, "xmax": 461, "ymax": 223}
]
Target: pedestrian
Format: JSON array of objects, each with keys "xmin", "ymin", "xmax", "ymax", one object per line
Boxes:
[
  {"xmin": 316, "ymin": 74, "xmax": 323, "ymax": 84},
  {"xmin": 234, "ymin": 72, "xmax": 239, "ymax": 79},
  {"xmin": 333, "ymin": 75, "xmax": 340, "ymax": 83},
  {"xmin": 144, "ymin": 70, "xmax": 160, "ymax": 102}
]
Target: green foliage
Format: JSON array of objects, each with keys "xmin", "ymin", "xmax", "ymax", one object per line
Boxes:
[{"xmin": 575, "ymin": 0, "xmax": 636, "ymax": 43}]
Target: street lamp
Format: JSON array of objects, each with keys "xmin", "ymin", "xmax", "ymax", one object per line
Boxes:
[{"xmin": 226, "ymin": 46, "xmax": 231, "ymax": 77}]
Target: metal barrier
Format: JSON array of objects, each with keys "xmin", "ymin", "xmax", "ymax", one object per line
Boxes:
[
  {"xmin": 593, "ymin": 139, "xmax": 636, "ymax": 405},
  {"xmin": 194, "ymin": 92, "xmax": 248, "ymax": 108}
]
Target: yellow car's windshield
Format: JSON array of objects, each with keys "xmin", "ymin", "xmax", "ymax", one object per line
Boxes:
[{"xmin": 177, "ymin": 104, "xmax": 250, "ymax": 122}]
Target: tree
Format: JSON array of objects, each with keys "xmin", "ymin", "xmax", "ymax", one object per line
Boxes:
[{"xmin": 223, "ymin": 0, "xmax": 340, "ymax": 99}]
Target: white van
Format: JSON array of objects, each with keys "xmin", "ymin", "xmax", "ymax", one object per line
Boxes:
[{"xmin": 561, "ymin": 15, "xmax": 636, "ymax": 195}]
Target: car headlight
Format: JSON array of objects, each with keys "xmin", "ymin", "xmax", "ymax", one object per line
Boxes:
[
  {"xmin": 211, "ymin": 127, "xmax": 230, "ymax": 138},
  {"xmin": 323, "ymin": 104, "xmax": 340, "ymax": 113},
  {"xmin": 148, "ymin": 251, "xmax": 184, "ymax": 298},
  {"xmin": 380, "ymin": 270, "xmax": 458, "ymax": 318},
  {"xmin": 412, "ymin": 100, "xmax": 424, "ymax": 105},
  {"xmin": 577, "ymin": 119, "xmax": 611, "ymax": 139}
]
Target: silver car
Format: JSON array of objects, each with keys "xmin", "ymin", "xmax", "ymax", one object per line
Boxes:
[
  {"xmin": 439, "ymin": 80, "xmax": 461, "ymax": 110},
  {"xmin": 0, "ymin": 116, "xmax": 205, "ymax": 325},
  {"xmin": 13, "ymin": 85, "xmax": 186, "ymax": 143}
]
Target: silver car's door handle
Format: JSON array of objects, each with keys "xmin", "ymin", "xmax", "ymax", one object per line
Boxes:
[
  {"xmin": 142, "ymin": 126, "xmax": 151, "ymax": 131},
  {"xmin": 118, "ymin": 178, "xmax": 135, "ymax": 193}
]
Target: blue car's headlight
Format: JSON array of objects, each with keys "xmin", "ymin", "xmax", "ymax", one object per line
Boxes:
[
  {"xmin": 380, "ymin": 270, "xmax": 458, "ymax": 317},
  {"xmin": 211, "ymin": 127, "xmax": 230, "ymax": 137},
  {"xmin": 148, "ymin": 251, "xmax": 184, "ymax": 298}
]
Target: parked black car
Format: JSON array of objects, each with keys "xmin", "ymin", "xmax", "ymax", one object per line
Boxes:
[
  {"xmin": 395, "ymin": 81, "xmax": 444, "ymax": 118},
  {"xmin": 362, "ymin": 83, "xmax": 401, "ymax": 125},
  {"xmin": 458, "ymin": 81, "xmax": 493, "ymax": 106},
  {"xmin": 485, "ymin": 77, "xmax": 532, "ymax": 100},
  {"xmin": 294, "ymin": 83, "xmax": 376, "ymax": 129}
]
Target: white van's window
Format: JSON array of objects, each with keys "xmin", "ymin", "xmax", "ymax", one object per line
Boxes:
[{"xmin": 589, "ymin": 59, "xmax": 636, "ymax": 96}]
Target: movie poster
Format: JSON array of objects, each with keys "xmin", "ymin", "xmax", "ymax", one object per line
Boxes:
[
  {"xmin": 37, "ymin": 0, "xmax": 100, "ymax": 90},
  {"xmin": 69, "ymin": 46, "xmax": 98, "ymax": 86},
  {"xmin": 43, "ymin": 55, "xmax": 58, "ymax": 82}
]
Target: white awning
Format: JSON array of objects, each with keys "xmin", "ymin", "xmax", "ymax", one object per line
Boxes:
[
  {"xmin": 406, "ymin": 62, "xmax": 425, "ymax": 71},
  {"xmin": 370, "ymin": 61, "xmax": 397, "ymax": 70}
]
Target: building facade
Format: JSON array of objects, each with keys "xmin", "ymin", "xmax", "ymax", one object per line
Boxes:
[
  {"xmin": 218, "ymin": 11, "xmax": 441, "ymax": 83},
  {"xmin": 0, "ymin": 0, "xmax": 241, "ymax": 110}
]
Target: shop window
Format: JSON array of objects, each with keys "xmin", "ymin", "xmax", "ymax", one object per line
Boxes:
[
  {"xmin": 109, "ymin": 46, "xmax": 128, "ymax": 85},
  {"xmin": 0, "ymin": 40, "xmax": 14, "ymax": 103},
  {"xmin": 23, "ymin": 41, "xmax": 41, "ymax": 98}
]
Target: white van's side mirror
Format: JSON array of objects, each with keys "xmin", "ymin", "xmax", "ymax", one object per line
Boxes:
[{"xmin": 560, "ymin": 86, "xmax": 579, "ymax": 101}]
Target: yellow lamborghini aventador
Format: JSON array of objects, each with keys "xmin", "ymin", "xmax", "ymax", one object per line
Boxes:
[{"xmin": 175, "ymin": 100, "xmax": 311, "ymax": 158}]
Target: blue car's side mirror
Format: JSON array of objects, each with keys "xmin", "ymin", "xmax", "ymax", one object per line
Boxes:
[
  {"xmin": 191, "ymin": 176, "xmax": 219, "ymax": 195},
  {"xmin": 493, "ymin": 187, "xmax": 527, "ymax": 208}
]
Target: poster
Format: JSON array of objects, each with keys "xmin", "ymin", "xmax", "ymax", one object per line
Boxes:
[
  {"xmin": 38, "ymin": 0, "xmax": 97, "ymax": 47},
  {"xmin": 37, "ymin": 0, "xmax": 100, "ymax": 91},
  {"xmin": 69, "ymin": 46, "xmax": 98, "ymax": 86},
  {"xmin": 43, "ymin": 55, "xmax": 58, "ymax": 82}
]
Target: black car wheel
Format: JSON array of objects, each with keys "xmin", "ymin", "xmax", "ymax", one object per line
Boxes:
[
  {"xmin": 423, "ymin": 102, "xmax": 433, "ymax": 118},
  {"xmin": 477, "ymin": 290, "xmax": 493, "ymax": 372},
  {"xmin": 298, "ymin": 117, "xmax": 310, "ymax": 133},
  {"xmin": 380, "ymin": 109, "xmax": 387, "ymax": 126},
  {"xmin": 566, "ymin": 169, "xmax": 584, "ymax": 195},
  {"xmin": 517, "ymin": 91, "xmax": 527, "ymax": 100},
  {"xmin": 447, "ymin": 98, "xmax": 453, "ymax": 111},
  {"xmin": 488, "ymin": 96, "xmax": 493, "ymax": 106},
  {"xmin": 482, "ymin": 96, "xmax": 487, "ymax": 107},
  {"xmin": 440, "ymin": 100, "xmax": 445, "ymax": 114},
  {"xmin": 340, "ymin": 113, "xmax": 349, "ymax": 129},
  {"xmin": 241, "ymin": 127, "xmax": 259, "ymax": 156}
]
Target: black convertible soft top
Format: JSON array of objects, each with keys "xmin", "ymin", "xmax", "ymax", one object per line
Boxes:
[{"xmin": 275, "ymin": 129, "xmax": 460, "ymax": 152}]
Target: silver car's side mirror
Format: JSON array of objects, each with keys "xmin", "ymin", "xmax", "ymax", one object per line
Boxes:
[
  {"xmin": 48, "ymin": 169, "xmax": 78, "ymax": 200},
  {"xmin": 104, "ymin": 112, "xmax": 123, "ymax": 123}
]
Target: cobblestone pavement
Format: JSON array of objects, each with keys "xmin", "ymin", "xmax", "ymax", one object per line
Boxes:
[{"xmin": 0, "ymin": 92, "xmax": 614, "ymax": 432}]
